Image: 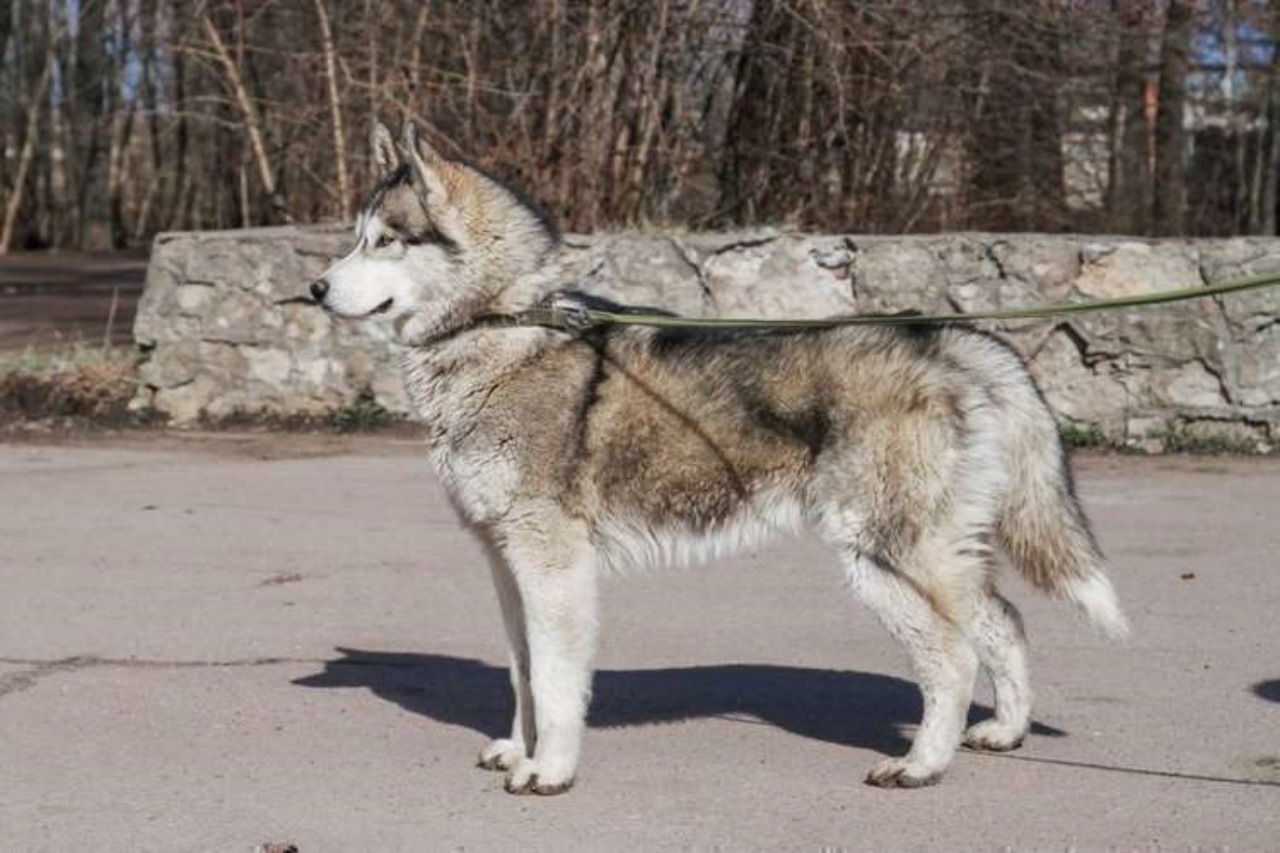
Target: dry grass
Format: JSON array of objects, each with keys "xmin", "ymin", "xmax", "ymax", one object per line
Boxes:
[{"xmin": 0, "ymin": 345, "xmax": 139, "ymax": 425}]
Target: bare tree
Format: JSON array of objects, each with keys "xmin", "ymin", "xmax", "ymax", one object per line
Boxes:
[
  {"xmin": 1153, "ymin": 0, "xmax": 1195, "ymax": 235},
  {"xmin": 1, "ymin": 15, "xmax": 57, "ymax": 254},
  {"xmin": 313, "ymin": 0, "xmax": 351, "ymax": 221},
  {"xmin": 5, "ymin": 0, "xmax": 1280, "ymax": 250},
  {"xmin": 1264, "ymin": 2, "xmax": 1280, "ymax": 234},
  {"xmin": 966, "ymin": 3, "xmax": 1069, "ymax": 232},
  {"xmin": 198, "ymin": 9, "xmax": 291, "ymax": 223},
  {"xmin": 1108, "ymin": 0, "xmax": 1154, "ymax": 235}
]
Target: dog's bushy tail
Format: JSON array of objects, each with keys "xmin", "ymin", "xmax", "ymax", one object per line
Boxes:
[{"xmin": 997, "ymin": 396, "xmax": 1130, "ymax": 640}]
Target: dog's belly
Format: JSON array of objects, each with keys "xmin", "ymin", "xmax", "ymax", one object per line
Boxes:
[{"xmin": 592, "ymin": 489, "xmax": 805, "ymax": 572}]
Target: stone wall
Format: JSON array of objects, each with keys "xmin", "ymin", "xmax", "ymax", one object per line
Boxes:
[{"xmin": 133, "ymin": 226, "xmax": 1280, "ymax": 449}]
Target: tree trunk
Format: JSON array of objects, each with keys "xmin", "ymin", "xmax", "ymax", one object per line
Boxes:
[
  {"xmin": 107, "ymin": 1, "xmax": 136, "ymax": 248},
  {"xmin": 1152, "ymin": 0, "xmax": 1193, "ymax": 235},
  {"xmin": 1265, "ymin": 3, "xmax": 1280, "ymax": 234},
  {"xmin": 0, "ymin": 31, "xmax": 56, "ymax": 254},
  {"xmin": 1108, "ymin": 1, "xmax": 1152, "ymax": 235},
  {"xmin": 405, "ymin": 4, "xmax": 430, "ymax": 124},
  {"xmin": 107, "ymin": 106, "xmax": 137, "ymax": 248},
  {"xmin": 199, "ymin": 12, "xmax": 291, "ymax": 223},
  {"xmin": 365, "ymin": 0, "xmax": 380, "ymax": 182},
  {"xmin": 135, "ymin": 0, "xmax": 162, "ymax": 239},
  {"xmin": 964, "ymin": 6, "xmax": 1066, "ymax": 231},
  {"xmin": 67, "ymin": 0, "xmax": 111, "ymax": 248},
  {"xmin": 313, "ymin": 0, "xmax": 351, "ymax": 221},
  {"xmin": 163, "ymin": 0, "xmax": 192, "ymax": 231}
]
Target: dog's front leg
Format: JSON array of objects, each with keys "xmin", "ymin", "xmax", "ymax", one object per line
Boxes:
[
  {"xmin": 500, "ymin": 532, "xmax": 598, "ymax": 796},
  {"xmin": 477, "ymin": 546, "xmax": 535, "ymax": 772}
]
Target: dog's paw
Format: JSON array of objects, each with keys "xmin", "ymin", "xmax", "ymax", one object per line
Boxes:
[
  {"xmin": 503, "ymin": 758, "xmax": 575, "ymax": 796},
  {"xmin": 477, "ymin": 738, "xmax": 525, "ymax": 771},
  {"xmin": 864, "ymin": 756, "xmax": 944, "ymax": 789},
  {"xmin": 962, "ymin": 720, "xmax": 1026, "ymax": 753}
]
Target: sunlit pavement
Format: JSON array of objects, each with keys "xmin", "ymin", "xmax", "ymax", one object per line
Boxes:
[{"xmin": 2, "ymin": 434, "xmax": 1277, "ymax": 850}]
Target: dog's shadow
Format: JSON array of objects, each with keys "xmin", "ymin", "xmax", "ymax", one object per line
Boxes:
[{"xmin": 294, "ymin": 648, "xmax": 1065, "ymax": 755}]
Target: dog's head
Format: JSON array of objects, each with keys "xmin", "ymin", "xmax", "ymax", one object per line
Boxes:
[{"xmin": 311, "ymin": 122, "xmax": 558, "ymax": 344}]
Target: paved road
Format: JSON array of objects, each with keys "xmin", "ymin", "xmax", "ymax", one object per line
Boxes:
[{"xmin": 1, "ymin": 434, "xmax": 1277, "ymax": 851}]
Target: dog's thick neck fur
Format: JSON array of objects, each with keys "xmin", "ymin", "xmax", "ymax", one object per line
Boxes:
[
  {"xmin": 387, "ymin": 165, "xmax": 573, "ymax": 454},
  {"xmin": 323, "ymin": 153, "xmax": 568, "ymax": 441}
]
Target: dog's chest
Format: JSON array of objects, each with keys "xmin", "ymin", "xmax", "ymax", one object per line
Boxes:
[
  {"xmin": 411, "ymin": 379, "xmax": 523, "ymax": 522},
  {"xmin": 429, "ymin": 442, "xmax": 519, "ymax": 523},
  {"xmin": 403, "ymin": 355, "xmax": 582, "ymax": 524}
]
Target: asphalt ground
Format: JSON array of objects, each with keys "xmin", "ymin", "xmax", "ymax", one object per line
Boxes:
[{"xmin": 1, "ymin": 434, "xmax": 1277, "ymax": 851}]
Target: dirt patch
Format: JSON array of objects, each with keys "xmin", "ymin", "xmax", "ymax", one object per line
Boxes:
[
  {"xmin": 0, "ymin": 360, "xmax": 138, "ymax": 424},
  {"xmin": 0, "ymin": 351, "xmax": 430, "ymax": 440}
]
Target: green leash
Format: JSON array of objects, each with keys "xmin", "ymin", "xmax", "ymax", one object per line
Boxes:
[{"xmin": 524, "ymin": 269, "xmax": 1280, "ymax": 332}]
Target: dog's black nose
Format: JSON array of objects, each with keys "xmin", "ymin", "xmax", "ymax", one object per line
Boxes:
[{"xmin": 310, "ymin": 279, "xmax": 330, "ymax": 302}]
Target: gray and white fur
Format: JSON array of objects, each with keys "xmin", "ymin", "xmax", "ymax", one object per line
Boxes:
[{"xmin": 311, "ymin": 122, "xmax": 1128, "ymax": 795}]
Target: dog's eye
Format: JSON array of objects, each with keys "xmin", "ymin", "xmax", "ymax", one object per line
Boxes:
[{"xmin": 375, "ymin": 234, "xmax": 395, "ymax": 249}]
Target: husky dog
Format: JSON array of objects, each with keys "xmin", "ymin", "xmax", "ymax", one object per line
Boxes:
[{"xmin": 311, "ymin": 122, "xmax": 1128, "ymax": 795}]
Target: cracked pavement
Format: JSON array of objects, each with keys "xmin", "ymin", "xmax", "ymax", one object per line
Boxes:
[{"xmin": 2, "ymin": 434, "xmax": 1278, "ymax": 850}]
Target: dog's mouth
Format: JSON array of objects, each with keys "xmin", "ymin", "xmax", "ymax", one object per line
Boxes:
[{"xmin": 274, "ymin": 295, "xmax": 394, "ymax": 318}]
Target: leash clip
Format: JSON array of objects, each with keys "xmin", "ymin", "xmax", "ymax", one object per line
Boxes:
[{"xmin": 549, "ymin": 293, "xmax": 597, "ymax": 332}]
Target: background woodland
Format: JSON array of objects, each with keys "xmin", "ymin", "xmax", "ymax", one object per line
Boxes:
[{"xmin": 2, "ymin": 0, "xmax": 1278, "ymax": 252}]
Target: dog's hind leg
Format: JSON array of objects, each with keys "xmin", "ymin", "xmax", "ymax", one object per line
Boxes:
[
  {"xmin": 477, "ymin": 541, "xmax": 536, "ymax": 772},
  {"xmin": 843, "ymin": 553, "xmax": 978, "ymax": 788},
  {"xmin": 498, "ymin": 525, "xmax": 599, "ymax": 796},
  {"xmin": 962, "ymin": 586, "xmax": 1032, "ymax": 752}
]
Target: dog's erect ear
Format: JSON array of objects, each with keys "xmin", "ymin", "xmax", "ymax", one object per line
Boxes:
[
  {"xmin": 402, "ymin": 121, "xmax": 451, "ymax": 206},
  {"xmin": 402, "ymin": 120, "xmax": 446, "ymax": 166},
  {"xmin": 401, "ymin": 121, "xmax": 468, "ymax": 245},
  {"xmin": 371, "ymin": 121, "xmax": 399, "ymax": 172}
]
